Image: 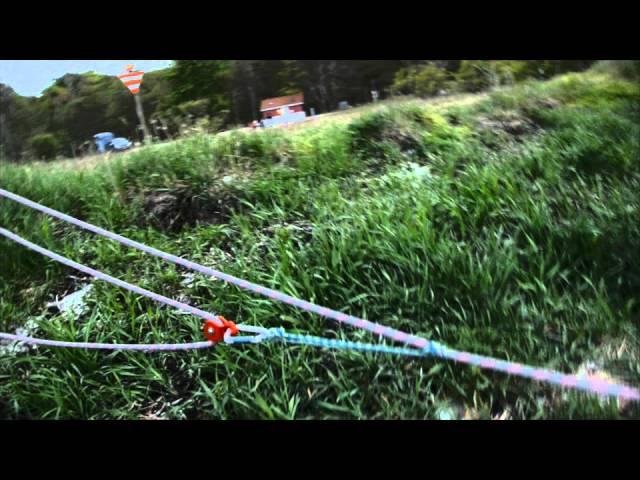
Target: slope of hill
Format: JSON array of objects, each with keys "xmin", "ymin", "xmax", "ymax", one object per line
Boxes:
[{"xmin": 1, "ymin": 68, "xmax": 639, "ymax": 419}]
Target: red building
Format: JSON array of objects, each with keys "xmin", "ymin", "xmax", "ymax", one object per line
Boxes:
[{"xmin": 260, "ymin": 93, "xmax": 304, "ymax": 119}]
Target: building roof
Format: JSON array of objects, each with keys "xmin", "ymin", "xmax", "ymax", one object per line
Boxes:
[{"xmin": 260, "ymin": 93, "xmax": 304, "ymax": 112}]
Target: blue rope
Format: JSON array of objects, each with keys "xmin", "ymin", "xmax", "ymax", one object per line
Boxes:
[
  {"xmin": 227, "ymin": 326, "xmax": 640, "ymax": 402},
  {"xmin": 229, "ymin": 325, "xmax": 450, "ymax": 358}
]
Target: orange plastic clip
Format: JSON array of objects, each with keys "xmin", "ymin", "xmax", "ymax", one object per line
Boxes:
[{"xmin": 203, "ymin": 316, "xmax": 239, "ymax": 343}]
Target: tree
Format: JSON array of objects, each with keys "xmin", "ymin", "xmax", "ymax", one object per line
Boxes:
[
  {"xmin": 390, "ymin": 63, "xmax": 452, "ymax": 97},
  {"xmin": 1, "ymin": 84, "xmax": 40, "ymax": 161},
  {"xmin": 231, "ymin": 60, "xmax": 260, "ymax": 121},
  {"xmin": 297, "ymin": 60, "xmax": 340, "ymax": 113},
  {"xmin": 0, "ymin": 60, "xmax": 599, "ymax": 162},
  {"xmin": 28, "ymin": 133, "xmax": 61, "ymax": 160},
  {"xmin": 0, "ymin": 85, "xmax": 16, "ymax": 161},
  {"xmin": 168, "ymin": 60, "xmax": 232, "ymax": 115}
]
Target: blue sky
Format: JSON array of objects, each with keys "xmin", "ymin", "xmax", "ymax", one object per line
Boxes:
[{"xmin": 0, "ymin": 60, "xmax": 174, "ymax": 97}]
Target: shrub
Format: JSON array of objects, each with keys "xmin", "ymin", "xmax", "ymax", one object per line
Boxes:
[
  {"xmin": 28, "ymin": 133, "xmax": 61, "ymax": 160},
  {"xmin": 455, "ymin": 61, "xmax": 533, "ymax": 92},
  {"xmin": 455, "ymin": 61, "xmax": 498, "ymax": 92},
  {"xmin": 390, "ymin": 64, "xmax": 452, "ymax": 97},
  {"xmin": 592, "ymin": 60, "xmax": 640, "ymax": 81},
  {"xmin": 456, "ymin": 61, "xmax": 595, "ymax": 93}
]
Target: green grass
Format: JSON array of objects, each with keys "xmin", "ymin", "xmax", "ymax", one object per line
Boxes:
[{"xmin": 1, "ymin": 69, "xmax": 639, "ymax": 419}]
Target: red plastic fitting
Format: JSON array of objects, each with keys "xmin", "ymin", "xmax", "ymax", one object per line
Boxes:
[{"xmin": 203, "ymin": 316, "xmax": 239, "ymax": 343}]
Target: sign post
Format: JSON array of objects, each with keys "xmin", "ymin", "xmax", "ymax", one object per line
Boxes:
[{"xmin": 118, "ymin": 64, "xmax": 151, "ymax": 144}]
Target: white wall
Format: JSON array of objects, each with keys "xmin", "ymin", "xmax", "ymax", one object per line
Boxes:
[{"xmin": 262, "ymin": 109, "xmax": 307, "ymax": 128}]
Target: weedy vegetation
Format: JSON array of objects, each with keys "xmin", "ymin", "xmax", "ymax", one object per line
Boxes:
[{"xmin": 1, "ymin": 65, "xmax": 639, "ymax": 419}]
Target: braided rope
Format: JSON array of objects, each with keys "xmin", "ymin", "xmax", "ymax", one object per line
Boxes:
[
  {"xmin": 0, "ymin": 332, "xmax": 213, "ymax": 351},
  {"xmin": 0, "ymin": 188, "xmax": 430, "ymax": 349},
  {"xmin": 0, "ymin": 227, "xmax": 223, "ymax": 328},
  {"xmin": 228, "ymin": 327, "xmax": 640, "ymax": 401}
]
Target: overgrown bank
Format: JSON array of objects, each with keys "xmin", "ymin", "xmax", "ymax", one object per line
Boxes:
[{"xmin": 1, "ymin": 69, "xmax": 639, "ymax": 419}]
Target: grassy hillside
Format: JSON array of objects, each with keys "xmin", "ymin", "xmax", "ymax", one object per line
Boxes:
[{"xmin": 1, "ymin": 69, "xmax": 639, "ymax": 419}]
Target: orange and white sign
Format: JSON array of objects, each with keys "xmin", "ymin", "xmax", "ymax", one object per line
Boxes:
[{"xmin": 118, "ymin": 65, "xmax": 145, "ymax": 95}]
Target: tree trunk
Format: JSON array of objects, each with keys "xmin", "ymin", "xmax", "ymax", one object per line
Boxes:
[
  {"xmin": 231, "ymin": 89, "xmax": 240, "ymax": 125},
  {"xmin": 247, "ymin": 85, "xmax": 257, "ymax": 121},
  {"xmin": 134, "ymin": 94, "xmax": 151, "ymax": 143},
  {"xmin": 243, "ymin": 61, "xmax": 259, "ymax": 120}
]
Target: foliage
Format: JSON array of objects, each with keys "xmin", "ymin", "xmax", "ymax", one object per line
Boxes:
[
  {"xmin": 390, "ymin": 64, "xmax": 452, "ymax": 97},
  {"xmin": 27, "ymin": 133, "xmax": 61, "ymax": 160},
  {"xmin": 0, "ymin": 60, "xmax": 597, "ymax": 164},
  {"xmin": 168, "ymin": 60, "xmax": 231, "ymax": 115},
  {"xmin": 1, "ymin": 70, "xmax": 638, "ymax": 419},
  {"xmin": 592, "ymin": 60, "xmax": 640, "ymax": 81}
]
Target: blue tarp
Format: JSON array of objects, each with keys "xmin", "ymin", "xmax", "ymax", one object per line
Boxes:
[
  {"xmin": 94, "ymin": 132, "xmax": 114, "ymax": 141},
  {"xmin": 93, "ymin": 133, "xmax": 131, "ymax": 153},
  {"xmin": 94, "ymin": 132, "xmax": 114, "ymax": 153},
  {"xmin": 110, "ymin": 138, "xmax": 131, "ymax": 150}
]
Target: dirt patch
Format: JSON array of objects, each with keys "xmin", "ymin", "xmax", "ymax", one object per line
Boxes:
[
  {"xmin": 477, "ymin": 111, "xmax": 537, "ymax": 138},
  {"xmin": 141, "ymin": 184, "xmax": 244, "ymax": 232},
  {"xmin": 520, "ymin": 97, "xmax": 562, "ymax": 127},
  {"xmin": 535, "ymin": 98, "xmax": 561, "ymax": 110},
  {"xmin": 474, "ymin": 110, "xmax": 541, "ymax": 152},
  {"xmin": 445, "ymin": 112, "xmax": 461, "ymax": 126},
  {"xmin": 349, "ymin": 115, "xmax": 425, "ymax": 174}
]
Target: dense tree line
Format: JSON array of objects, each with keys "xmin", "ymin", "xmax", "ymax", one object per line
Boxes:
[{"xmin": 0, "ymin": 60, "xmax": 595, "ymax": 162}]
